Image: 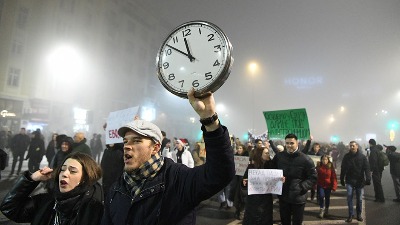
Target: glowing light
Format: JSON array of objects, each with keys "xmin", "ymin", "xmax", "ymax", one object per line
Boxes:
[
  {"xmin": 248, "ymin": 62, "xmax": 258, "ymax": 75},
  {"xmin": 141, "ymin": 106, "xmax": 156, "ymax": 121},
  {"xmin": 46, "ymin": 44, "xmax": 86, "ymax": 80},
  {"xmin": 216, "ymin": 104, "xmax": 226, "ymax": 113}
]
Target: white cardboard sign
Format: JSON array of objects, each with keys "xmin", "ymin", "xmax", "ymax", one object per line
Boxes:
[
  {"xmin": 105, "ymin": 106, "xmax": 139, "ymax": 144},
  {"xmin": 234, "ymin": 156, "xmax": 249, "ymax": 176},
  {"xmin": 248, "ymin": 169, "xmax": 283, "ymax": 195}
]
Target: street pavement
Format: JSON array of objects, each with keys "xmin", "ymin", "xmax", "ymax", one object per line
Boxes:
[
  {"xmin": 196, "ymin": 180, "xmax": 363, "ymax": 225},
  {"xmin": 1, "ymin": 154, "xmax": 400, "ymax": 225}
]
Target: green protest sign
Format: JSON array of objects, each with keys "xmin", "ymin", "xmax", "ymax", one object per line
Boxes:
[{"xmin": 263, "ymin": 108, "xmax": 310, "ymax": 140}]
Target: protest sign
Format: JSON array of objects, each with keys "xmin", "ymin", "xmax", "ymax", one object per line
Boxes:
[
  {"xmin": 263, "ymin": 108, "xmax": 310, "ymax": 139},
  {"xmin": 105, "ymin": 106, "xmax": 140, "ymax": 144},
  {"xmin": 234, "ymin": 156, "xmax": 249, "ymax": 176},
  {"xmin": 248, "ymin": 169, "xmax": 283, "ymax": 195},
  {"xmin": 308, "ymin": 155, "xmax": 333, "ymax": 167}
]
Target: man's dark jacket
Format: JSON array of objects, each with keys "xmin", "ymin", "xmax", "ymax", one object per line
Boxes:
[
  {"xmin": 72, "ymin": 138, "xmax": 92, "ymax": 157},
  {"xmin": 387, "ymin": 149, "xmax": 400, "ymax": 177},
  {"xmin": 273, "ymin": 149, "xmax": 317, "ymax": 204},
  {"xmin": 340, "ymin": 150, "xmax": 371, "ymax": 187},
  {"xmin": 101, "ymin": 125, "xmax": 235, "ymax": 225},
  {"xmin": 368, "ymin": 145, "xmax": 382, "ymax": 172},
  {"xmin": 100, "ymin": 143, "xmax": 124, "ymax": 196},
  {"xmin": 11, "ymin": 134, "xmax": 30, "ymax": 153}
]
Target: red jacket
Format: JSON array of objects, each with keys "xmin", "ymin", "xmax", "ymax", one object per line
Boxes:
[{"xmin": 316, "ymin": 162, "xmax": 337, "ymax": 191}]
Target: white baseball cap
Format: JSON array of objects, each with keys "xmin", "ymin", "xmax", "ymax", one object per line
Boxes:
[{"xmin": 118, "ymin": 120, "xmax": 162, "ymax": 144}]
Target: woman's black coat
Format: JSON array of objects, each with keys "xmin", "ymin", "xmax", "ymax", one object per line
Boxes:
[{"xmin": 0, "ymin": 171, "xmax": 103, "ymax": 225}]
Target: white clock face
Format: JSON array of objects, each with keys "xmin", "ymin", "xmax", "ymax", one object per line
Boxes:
[{"xmin": 157, "ymin": 21, "xmax": 232, "ymax": 98}]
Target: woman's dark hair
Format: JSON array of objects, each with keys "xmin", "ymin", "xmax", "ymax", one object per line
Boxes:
[
  {"xmin": 252, "ymin": 147, "xmax": 267, "ymax": 169},
  {"xmin": 320, "ymin": 154, "xmax": 331, "ymax": 162},
  {"xmin": 56, "ymin": 134, "xmax": 67, "ymax": 149},
  {"xmin": 54, "ymin": 152, "xmax": 102, "ymax": 187},
  {"xmin": 319, "ymin": 154, "xmax": 334, "ymax": 169},
  {"xmin": 61, "ymin": 136, "xmax": 74, "ymax": 150}
]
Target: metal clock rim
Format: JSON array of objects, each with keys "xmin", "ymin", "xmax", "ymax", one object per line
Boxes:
[{"xmin": 156, "ymin": 20, "xmax": 233, "ymax": 99}]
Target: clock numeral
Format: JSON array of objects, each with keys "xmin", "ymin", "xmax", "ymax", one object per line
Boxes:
[
  {"xmin": 163, "ymin": 62, "xmax": 169, "ymax": 69},
  {"xmin": 205, "ymin": 72, "xmax": 212, "ymax": 80},
  {"xmin": 165, "ymin": 48, "xmax": 172, "ymax": 56},
  {"xmin": 192, "ymin": 80, "xmax": 199, "ymax": 87},
  {"xmin": 168, "ymin": 73, "xmax": 175, "ymax": 80},
  {"xmin": 198, "ymin": 28, "xmax": 202, "ymax": 35},
  {"xmin": 182, "ymin": 28, "xmax": 191, "ymax": 37},
  {"xmin": 213, "ymin": 60, "xmax": 220, "ymax": 67},
  {"xmin": 178, "ymin": 80, "xmax": 184, "ymax": 88},
  {"xmin": 172, "ymin": 36, "xmax": 178, "ymax": 43},
  {"xmin": 207, "ymin": 34, "xmax": 214, "ymax": 42},
  {"xmin": 214, "ymin": 45, "xmax": 221, "ymax": 52}
]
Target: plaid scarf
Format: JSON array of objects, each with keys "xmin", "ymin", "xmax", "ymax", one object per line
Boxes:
[{"xmin": 123, "ymin": 153, "xmax": 164, "ymax": 200}]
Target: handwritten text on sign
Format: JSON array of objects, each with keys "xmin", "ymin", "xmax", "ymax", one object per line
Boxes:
[
  {"xmin": 248, "ymin": 169, "xmax": 283, "ymax": 195},
  {"xmin": 263, "ymin": 108, "xmax": 310, "ymax": 139},
  {"xmin": 234, "ymin": 156, "xmax": 249, "ymax": 176},
  {"xmin": 106, "ymin": 106, "xmax": 139, "ymax": 144}
]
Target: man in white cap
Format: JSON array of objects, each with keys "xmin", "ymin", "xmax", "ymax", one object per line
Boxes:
[{"xmin": 101, "ymin": 89, "xmax": 235, "ymax": 225}]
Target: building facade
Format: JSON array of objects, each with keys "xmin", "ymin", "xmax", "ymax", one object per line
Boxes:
[{"xmin": 0, "ymin": 0, "xmax": 171, "ymax": 138}]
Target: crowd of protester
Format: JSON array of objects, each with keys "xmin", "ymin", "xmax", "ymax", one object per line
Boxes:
[{"xmin": 1, "ymin": 121, "xmax": 400, "ymax": 225}]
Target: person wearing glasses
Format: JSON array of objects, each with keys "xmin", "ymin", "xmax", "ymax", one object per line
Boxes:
[
  {"xmin": 273, "ymin": 133, "xmax": 317, "ymax": 225},
  {"xmin": 340, "ymin": 141, "xmax": 371, "ymax": 223},
  {"xmin": 101, "ymin": 89, "xmax": 235, "ymax": 225}
]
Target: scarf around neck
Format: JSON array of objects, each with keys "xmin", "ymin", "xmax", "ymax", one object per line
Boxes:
[
  {"xmin": 53, "ymin": 184, "xmax": 90, "ymax": 225},
  {"xmin": 123, "ymin": 153, "xmax": 164, "ymax": 200}
]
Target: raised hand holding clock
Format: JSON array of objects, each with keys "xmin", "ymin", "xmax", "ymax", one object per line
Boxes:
[
  {"xmin": 157, "ymin": 21, "xmax": 233, "ymax": 98},
  {"xmin": 187, "ymin": 88, "xmax": 219, "ymax": 131}
]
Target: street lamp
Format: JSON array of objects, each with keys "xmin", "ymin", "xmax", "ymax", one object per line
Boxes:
[
  {"xmin": 44, "ymin": 44, "xmax": 87, "ymax": 132},
  {"xmin": 46, "ymin": 44, "xmax": 85, "ymax": 83},
  {"xmin": 247, "ymin": 62, "xmax": 259, "ymax": 134},
  {"xmin": 248, "ymin": 62, "xmax": 259, "ymax": 75}
]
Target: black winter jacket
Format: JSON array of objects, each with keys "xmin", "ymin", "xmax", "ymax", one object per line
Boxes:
[
  {"xmin": 273, "ymin": 150, "xmax": 317, "ymax": 204},
  {"xmin": 101, "ymin": 125, "xmax": 235, "ymax": 225},
  {"xmin": 100, "ymin": 143, "xmax": 124, "ymax": 196},
  {"xmin": 11, "ymin": 133, "xmax": 30, "ymax": 153},
  {"xmin": 72, "ymin": 138, "xmax": 92, "ymax": 157},
  {"xmin": 26, "ymin": 138, "xmax": 45, "ymax": 162},
  {"xmin": 387, "ymin": 149, "xmax": 400, "ymax": 177},
  {"xmin": 368, "ymin": 145, "xmax": 382, "ymax": 172},
  {"xmin": 0, "ymin": 171, "xmax": 104, "ymax": 225},
  {"xmin": 340, "ymin": 150, "xmax": 371, "ymax": 187}
]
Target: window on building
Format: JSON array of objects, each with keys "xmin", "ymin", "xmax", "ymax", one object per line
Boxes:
[
  {"xmin": 0, "ymin": 0, "xmax": 4, "ymax": 26},
  {"xmin": 16, "ymin": 6, "xmax": 29, "ymax": 29},
  {"xmin": 11, "ymin": 39, "xmax": 24, "ymax": 55},
  {"xmin": 7, "ymin": 67, "xmax": 21, "ymax": 87}
]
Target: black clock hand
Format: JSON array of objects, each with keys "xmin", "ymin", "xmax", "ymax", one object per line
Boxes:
[
  {"xmin": 184, "ymin": 38, "xmax": 195, "ymax": 62},
  {"xmin": 166, "ymin": 44, "xmax": 196, "ymax": 61}
]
